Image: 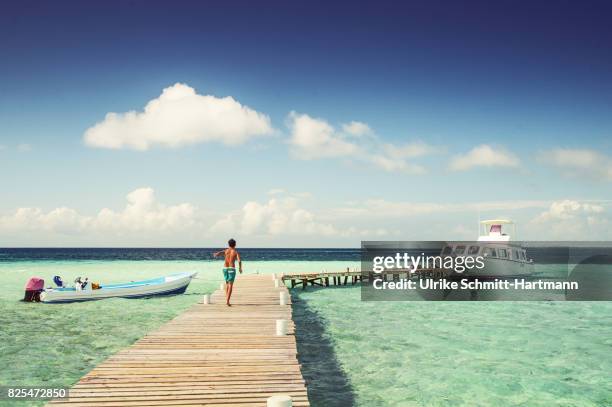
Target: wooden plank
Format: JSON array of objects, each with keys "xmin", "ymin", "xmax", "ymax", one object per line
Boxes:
[{"xmin": 47, "ymin": 275, "xmax": 309, "ymax": 406}]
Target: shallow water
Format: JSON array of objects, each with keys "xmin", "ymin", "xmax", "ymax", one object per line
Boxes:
[
  {"xmin": 0, "ymin": 260, "xmax": 355, "ymax": 407},
  {"xmin": 1, "ymin": 259, "xmax": 611, "ymax": 407},
  {"xmin": 295, "ymin": 286, "xmax": 612, "ymax": 407}
]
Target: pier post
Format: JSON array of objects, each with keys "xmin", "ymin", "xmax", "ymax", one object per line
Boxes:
[
  {"xmin": 267, "ymin": 395, "xmax": 292, "ymax": 407},
  {"xmin": 220, "ymin": 282, "xmax": 225, "ymax": 290},
  {"xmin": 202, "ymin": 294, "xmax": 211, "ymax": 304},
  {"xmin": 276, "ymin": 319, "xmax": 288, "ymax": 336},
  {"xmin": 274, "ymin": 278, "xmax": 281, "ymax": 288},
  {"xmin": 280, "ymin": 291, "xmax": 289, "ymax": 305}
]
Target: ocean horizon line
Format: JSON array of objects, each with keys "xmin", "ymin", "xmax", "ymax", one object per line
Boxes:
[{"xmin": 0, "ymin": 246, "xmax": 359, "ymax": 250}]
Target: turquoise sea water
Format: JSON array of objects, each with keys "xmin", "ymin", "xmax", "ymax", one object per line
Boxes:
[
  {"xmin": 1, "ymin": 258, "xmax": 611, "ymax": 406},
  {"xmin": 295, "ymin": 286, "xmax": 612, "ymax": 407},
  {"xmin": 0, "ymin": 259, "xmax": 355, "ymax": 407}
]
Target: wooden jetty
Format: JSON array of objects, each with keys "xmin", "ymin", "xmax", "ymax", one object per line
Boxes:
[
  {"xmin": 48, "ymin": 274, "xmax": 309, "ymax": 406},
  {"xmin": 281, "ymin": 268, "xmax": 447, "ymax": 290},
  {"xmin": 282, "ymin": 270, "xmax": 362, "ymax": 290}
]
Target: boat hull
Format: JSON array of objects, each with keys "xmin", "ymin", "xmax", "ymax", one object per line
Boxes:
[{"xmin": 40, "ymin": 272, "xmax": 197, "ymax": 303}]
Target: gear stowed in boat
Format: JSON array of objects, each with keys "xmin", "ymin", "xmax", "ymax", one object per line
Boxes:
[{"xmin": 26, "ymin": 272, "xmax": 197, "ymax": 303}]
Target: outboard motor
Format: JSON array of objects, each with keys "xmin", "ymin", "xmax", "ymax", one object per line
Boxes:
[
  {"xmin": 24, "ymin": 277, "xmax": 44, "ymax": 302},
  {"xmin": 53, "ymin": 275, "xmax": 64, "ymax": 288}
]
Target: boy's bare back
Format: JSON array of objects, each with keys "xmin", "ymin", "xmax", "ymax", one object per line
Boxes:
[{"xmin": 223, "ymin": 248, "xmax": 240, "ymax": 268}]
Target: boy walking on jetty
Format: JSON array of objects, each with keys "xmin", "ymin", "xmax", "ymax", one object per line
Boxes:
[{"xmin": 213, "ymin": 239, "xmax": 242, "ymax": 306}]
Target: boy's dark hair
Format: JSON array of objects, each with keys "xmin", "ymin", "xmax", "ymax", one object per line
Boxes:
[{"xmin": 228, "ymin": 238, "xmax": 236, "ymax": 248}]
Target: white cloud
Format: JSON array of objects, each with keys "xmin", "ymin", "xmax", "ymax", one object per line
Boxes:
[
  {"xmin": 532, "ymin": 200, "xmax": 604, "ymax": 223},
  {"xmin": 211, "ymin": 195, "xmax": 338, "ymax": 237},
  {"xmin": 287, "ymin": 112, "xmax": 436, "ymax": 173},
  {"xmin": 528, "ymin": 200, "xmax": 610, "ymax": 239},
  {"xmin": 330, "ymin": 198, "xmax": 612, "ymax": 240},
  {"xmin": 370, "ymin": 141, "xmax": 439, "ymax": 173},
  {"xmin": 331, "ymin": 199, "xmax": 550, "ymax": 220},
  {"xmin": 92, "ymin": 188, "xmax": 196, "ymax": 232},
  {"xmin": 83, "ymin": 83, "xmax": 273, "ymax": 150},
  {"xmin": 0, "ymin": 187, "xmax": 196, "ymax": 236},
  {"xmin": 0, "ymin": 187, "xmax": 350, "ymax": 244},
  {"xmin": 287, "ymin": 112, "xmax": 358, "ymax": 159},
  {"xmin": 3, "ymin": 188, "xmax": 611, "ymax": 244},
  {"xmin": 1, "ymin": 207, "xmax": 89, "ymax": 234},
  {"xmin": 1, "ymin": 189, "xmax": 346, "ymax": 245},
  {"xmin": 342, "ymin": 121, "xmax": 373, "ymax": 137},
  {"xmin": 539, "ymin": 148, "xmax": 612, "ymax": 181},
  {"xmin": 449, "ymin": 144, "xmax": 520, "ymax": 171}
]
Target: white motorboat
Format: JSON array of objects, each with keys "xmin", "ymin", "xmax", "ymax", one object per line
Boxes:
[
  {"xmin": 441, "ymin": 219, "xmax": 534, "ymax": 277},
  {"xmin": 40, "ymin": 272, "xmax": 197, "ymax": 303}
]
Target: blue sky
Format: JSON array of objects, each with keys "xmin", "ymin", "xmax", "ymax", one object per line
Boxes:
[{"xmin": 1, "ymin": 1, "xmax": 612, "ymax": 246}]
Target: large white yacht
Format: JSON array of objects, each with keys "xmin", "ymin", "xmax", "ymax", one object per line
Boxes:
[{"xmin": 441, "ymin": 219, "xmax": 534, "ymax": 277}]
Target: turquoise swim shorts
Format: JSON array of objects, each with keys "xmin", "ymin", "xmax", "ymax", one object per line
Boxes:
[{"xmin": 223, "ymin": 267, "xmax": 236, "ymax": 283}]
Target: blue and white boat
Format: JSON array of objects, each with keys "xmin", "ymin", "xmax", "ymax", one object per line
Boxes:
[{"xmin": 40, "ymin": 272, "xmax": 197, "ymax": 303}]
